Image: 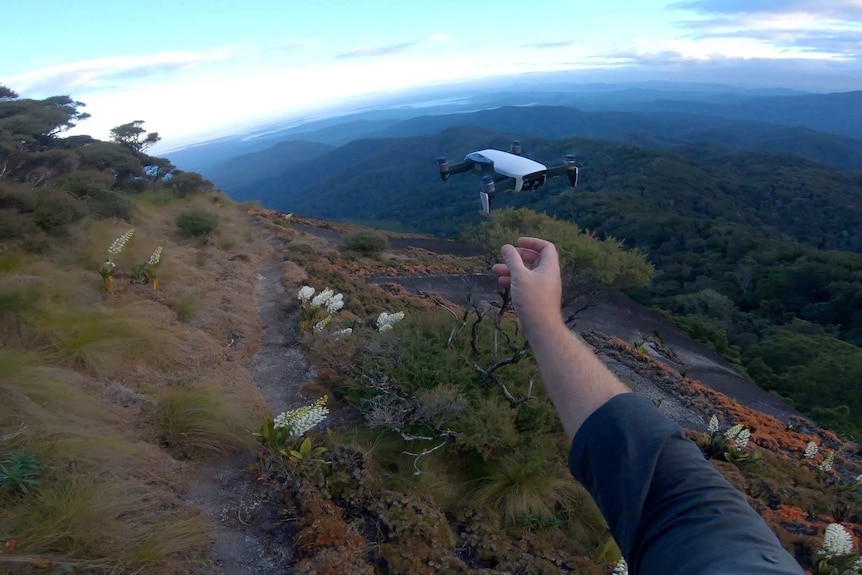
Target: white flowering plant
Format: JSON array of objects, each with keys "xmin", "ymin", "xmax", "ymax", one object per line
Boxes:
[
  {"xmin": 702, "ymin": 415, "xmax": 760, "ymax": 465},
  {"xmin": 100, "ymin": 229, "xmax": 134, "ymax": 294},
  {"xmin": 145, "ymin": 246, "xmax": 163, "ymax": 290},
  {"xmin": 814, "ymin": 523, "xmax": 862, "ymax": 575},
  {"xmin": 257, "ymin": 396, "xmax": 329, "ymax": 452},
  {"xmin": 612, "ymin": 557, "xmax": 629, "ymax": 575},
  {"xmin": 377, "ymin": 311, "xmax": 405, "ymax": 332},
  {"xmin": 132, "ymin": 246, "xmax": 164, "ymax": 290},
  {"xmin": 297, "ymin": 285, "xmax": 345, "ymax": 332}
]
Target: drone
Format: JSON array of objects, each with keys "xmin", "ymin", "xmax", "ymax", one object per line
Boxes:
[{"xmin": 437, "ymin": 141, "xmax": 579, "ymax": 214}]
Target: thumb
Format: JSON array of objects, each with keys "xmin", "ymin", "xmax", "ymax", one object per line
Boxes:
[{"xmin": 501, "ymin": 244, "xmax": 528, "ymax": 276}]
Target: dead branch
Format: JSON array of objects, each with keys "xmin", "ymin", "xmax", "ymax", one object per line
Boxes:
[
  {"xmin": 404, "ymin": 437, "xmax": 450, "ymax": 475},
  {"xmin": 564, "ymin": 301, "xmax": 599, "ymax": 327},
  {"xmin": 421, "ymin": 291, "xmax": 470, "ymax": 349}
]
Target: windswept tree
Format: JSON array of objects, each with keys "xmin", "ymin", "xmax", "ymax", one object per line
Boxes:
[
  {"xmin": 0, "ymin": 85, "xmax": 18, "ymax": 100},
  {"xmin": 0, "ymin": 95, "xmax": 90, "ymax": 147},
  {"xmin": 110, "ymin": 121, "xmax": 161, "ymax": 153}
]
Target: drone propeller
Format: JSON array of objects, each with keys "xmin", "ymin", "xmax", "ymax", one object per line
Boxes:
[{"xmin": 510, "ymin": 141, "xmax": 522, "ymax": 156}]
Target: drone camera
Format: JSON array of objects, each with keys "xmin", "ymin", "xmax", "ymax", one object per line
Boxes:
[{"xmin": 510, "ymin": 141, "xmax": 522, "ymax": 155}]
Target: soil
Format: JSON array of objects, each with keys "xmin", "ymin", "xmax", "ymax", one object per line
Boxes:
[{"xmin": 188, "ymin": 239, "xmax": 317, "ymax": 575}]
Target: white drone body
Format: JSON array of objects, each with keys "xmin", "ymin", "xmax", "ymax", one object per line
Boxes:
[{"xmin": 437, "ymin": 141, "xmax": 579, "ymax": 214}]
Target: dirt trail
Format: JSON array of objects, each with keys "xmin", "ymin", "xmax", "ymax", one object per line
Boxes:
[{"xmin": 187, "ymin": 246, "xmax": 316, "ymax": 575}]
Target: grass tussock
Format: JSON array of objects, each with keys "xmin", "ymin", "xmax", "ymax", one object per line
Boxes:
[
  {"xmin": 472, "ymin": 459, "xmax": 585, "ymax": 524},
  {"xmin": 157, "ymin": 386, "xmax": 257, "ymax": 457},
  {"xmin": 36, "ymin": 306, "xmax": 182, "ymax": 376},
  {"xmin": 0, "ymin": 475, "xmax": 210, "ymax": 570}
]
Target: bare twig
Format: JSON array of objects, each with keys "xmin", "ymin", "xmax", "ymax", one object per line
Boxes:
[
  {"xmin": 404, "ymin": 437, "xmax": 449, "ymax": 475},
  {"xmin": 564, "ymin": 301, "xmax": 599, "ymax": 327},
  {"xmin": 421, "ymin": 292, "xmax": 469, "ymax": 349}
]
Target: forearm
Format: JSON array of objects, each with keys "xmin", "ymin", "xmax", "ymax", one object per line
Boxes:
[
  {"xmin": 571, "ymin": 395, "xmax": 803, "ymax": 574},
  {"xmin": 528, "ymin": 321, "xmax": 630, "ymax": 441}
]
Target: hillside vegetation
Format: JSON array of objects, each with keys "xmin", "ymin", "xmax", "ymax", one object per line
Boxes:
[
  {"xmin": 251, "ymin": 208, "xmax": 862, "ymax": 574},
  {"xmin": 0, "ymin": 88, "xmax": 271, "ymax": 573},
  {"xmin": 6, "ymin": 85, "xmax": 862, "ymax": 575},
  {"xmin": 219, "ymin": 125, "xmax": 862, "ymax": 440}
]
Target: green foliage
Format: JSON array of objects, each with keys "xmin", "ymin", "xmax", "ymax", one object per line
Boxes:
[
  {"xmin": 287, "ymin": 436, "xmax": 327, "ymax": 462},
  {"xmin": 110, "ymin": 120, "xmax": 160, "ymax": 153},
  {"xmin": 0, "ymin": 449, "xmax": 42, "ymax": 495},
  {"xmin": 31, "ymin": 189, "xmax": 87, "ymax": 234},
  {"xmin": 341, "ymin": 229, "xmax": 388, "ymax": 255},
  {"xmin": 76, "ymin": 142, "xmax": 144, "ymax": 179},
  {"xmin": 483, "ymin": 208, "xmax": 652, "ymax": 285},
  {"xmin": 257, "ymin": 417, "xmax": 291, "ymax": 450},
  {"xmin": 176, "ymin": 209, "xmax": 218, "ymax": 237},
  {"xmin": 454, "ymin": 396, "xmax": 520, "ymax": 460},
  {"xmin": 813, "ymin": 552, "xmax": 862, "ymax": 575},
  {"xmin": 168, "ymin": 170, "xmax": 212, "ymax": 197}
]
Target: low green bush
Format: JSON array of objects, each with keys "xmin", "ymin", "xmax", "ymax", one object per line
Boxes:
[
  {"xmin": 31, "ymin": 190, "xmax": 86, "ymax": 234},
  {"xmin": 176, "ymin": 209, "xmax": 218, "ymax": 237},
  {"xmin": 341, "ymin": 230, "xmax": 388, "ymax": 255}
]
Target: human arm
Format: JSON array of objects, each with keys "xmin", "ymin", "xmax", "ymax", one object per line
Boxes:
[
  {"xmin": 493, "ymin": 237, "xmax": 803, "ymax": 574},
  {"xmin": 491, "ymin": 238, "xmax": 629, "ymax": 440}
]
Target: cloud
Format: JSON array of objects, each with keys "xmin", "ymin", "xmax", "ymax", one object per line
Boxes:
[
  {"xmin": 521, "ymin": 41, "xmax": 574, "ymax": 49},
  {"xmin": 669, "ymin": 0, "xmax": 862, "ymax": 60},
  {"xmin": 335, "ymin": 42, "xmax": 417, "ymax": 59},
  {"xmin": 672, "ymin": 0, "xmax": 862, "ymax": 20},
  {"xmin": 6, "ymin": 50, "xmax": 229, "ymax": 96},
  {"xmin": 429, "ymin": 33, "xmax": 450, "ymax": 43}
]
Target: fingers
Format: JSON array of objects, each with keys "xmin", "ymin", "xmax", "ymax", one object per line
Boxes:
[
  {"xmin": 497, "ymin": 276, "xmax": 512, "ymax": 289},
  {"xmin": 501, "ymin": 244, "xmax": 527, "ymax": 275},
  {"xmin": 491, "ymin": 263, "xmax": 510, "ymax": 277},
  {"xmin": 517, "ymin": 237, "xmax": 557, "ymax": 255},
  {"xmin": 517, "ymin": 237, "xmax": 558, "ymax": 268},
  {"xmin": 516, "ymin": 247, "xmax": 541, "ymax": 266}
]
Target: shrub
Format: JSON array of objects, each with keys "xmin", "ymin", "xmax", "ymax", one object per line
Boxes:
[
  {"xmin": 341, "ymin": 230, "xmax": 388, "ymax": 255},
  {"xmin": 176, "ymin": 209, "xmax": 218, "ymax": 237},
  {"xmin": 31, "ymin": 189, "xmax": 86, "ymax": 234},
  {"xmin": 0, "ymin": 209, "xmax": 36, "ymax": 240}
]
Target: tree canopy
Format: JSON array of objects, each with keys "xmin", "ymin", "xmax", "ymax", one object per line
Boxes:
[{"xmin": 110, "ymin": 120, "xmax": 161, "ymax": 153}]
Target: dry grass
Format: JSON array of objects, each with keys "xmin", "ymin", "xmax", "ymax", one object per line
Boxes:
[
  {"xmin": 157, "ymin": 385, "xmax": 257, "ymax": 457},
  {"xmin": 0, "ymin": 192, "xmax": 273, "ymax": 573}
]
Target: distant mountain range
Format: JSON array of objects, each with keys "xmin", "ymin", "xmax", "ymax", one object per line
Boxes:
[{"xmin": 164, "ymin": 84, "xmax": 862, "ymax": 175}]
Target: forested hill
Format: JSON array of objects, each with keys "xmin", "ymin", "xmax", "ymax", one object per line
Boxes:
[
  {"xmin": 618, "ymin": 90, "xmax": 862, "ymax": 141},
  {"xmin": 373, "ymin": 105, "xmax": 862, "ymax": 170},
  {"xmin": 218, "ymin": 126, "xmax": 862, "ymax": 438},
  {"xmin": 201, "ymin": 106, "xmax": 862, "ymax": 185}
]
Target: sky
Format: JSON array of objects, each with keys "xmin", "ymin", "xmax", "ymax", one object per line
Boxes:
[{"xmin": 2, "ymin": 0, "xmax": 861, "ymax": 149}]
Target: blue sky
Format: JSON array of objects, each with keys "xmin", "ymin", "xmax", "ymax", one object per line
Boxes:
[{"xmin": 2, "ymin": 0, "xmax": 860, "ymax": 148}]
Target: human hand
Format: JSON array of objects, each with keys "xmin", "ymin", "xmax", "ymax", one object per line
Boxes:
[{"xmin": 491, "ymin": 237, "xmax": 563, "ymax": 341}]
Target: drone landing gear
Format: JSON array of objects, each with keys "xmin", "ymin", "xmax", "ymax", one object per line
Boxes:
[{"xmin": 481, "ymin": 176, "xmax": 495, "ymax": 215}]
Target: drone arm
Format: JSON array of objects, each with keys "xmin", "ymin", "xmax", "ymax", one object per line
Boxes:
[
  {"xmin": 437, "ymin": 158, "xmax": 474, "ymax": 181},
  {"xmin": 545, "ymin": 155, "xmax": 579, "ymax": 188}
]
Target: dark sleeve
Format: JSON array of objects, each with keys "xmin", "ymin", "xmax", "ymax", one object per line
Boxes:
[{"xmin": 569, "ymin": 393, "xmax": 803, "ymax": 575}]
